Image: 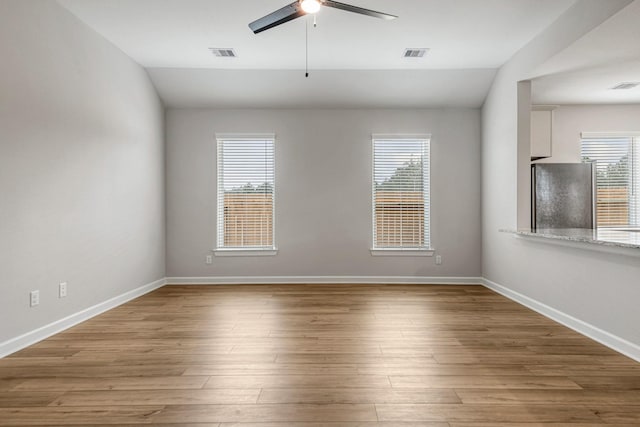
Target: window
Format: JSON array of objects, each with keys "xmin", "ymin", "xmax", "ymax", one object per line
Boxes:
[
  {"xmin": 216, "ymin": 135, "xmax": 275, "ymax": 254},
  {"xmin": 581, "ymin": 133, "xmax": 640, "ymax": 228},
  {"xmin": 372, "ymin": 135, "xmax": 431, "ymax": 253}
]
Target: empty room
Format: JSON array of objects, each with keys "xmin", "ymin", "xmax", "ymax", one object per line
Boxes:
[{"xmin": 2, "ymin": 0, "xmax": 640, "ymax": 425}]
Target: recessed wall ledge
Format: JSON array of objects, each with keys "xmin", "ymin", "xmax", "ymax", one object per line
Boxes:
[{"xmin": 500, "ymin": 228, "xmax": 640, "ymax": 255}]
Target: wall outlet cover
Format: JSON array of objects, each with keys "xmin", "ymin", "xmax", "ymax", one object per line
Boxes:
[
  {"xmin": 59, "ymin": 282, "xmax": 68, "ymax": 298},
  {"xmin": 30, "ymin": 290, "xmax": 40, "ymax": 307}
]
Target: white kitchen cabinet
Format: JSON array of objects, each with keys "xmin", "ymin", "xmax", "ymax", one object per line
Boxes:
[{"xmin": 531, "ymin": 107, "xmax": 554, "ymax": 160}]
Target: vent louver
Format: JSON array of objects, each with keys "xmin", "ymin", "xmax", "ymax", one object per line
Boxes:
[
  {"xmin": 210, "ymin": 48, "xmax": 237, "ymax": 58},
  {"xmin": 611, "ymin": 82, "xmax": 639, "ymax": 90},
  {"xmin": 403, "ymin": 48, "xmax": 428, "ymax": 58}
]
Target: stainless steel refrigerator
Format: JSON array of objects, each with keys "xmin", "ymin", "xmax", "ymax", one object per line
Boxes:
[{"xmin": 531, "ymin": 163, "xmax": 596, "ymax": 230}]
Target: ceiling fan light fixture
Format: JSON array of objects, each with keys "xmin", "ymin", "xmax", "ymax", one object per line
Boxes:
[
  {"xmin": 301, "ymin": 0, "xmax": 321, "ymax": 14},
  {"xmin": 248, "ymin": 0, "xmax": 396, "ymax": 34}
]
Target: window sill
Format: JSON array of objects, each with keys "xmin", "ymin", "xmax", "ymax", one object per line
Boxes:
[
  {"xmin": 214, "ymin": 248, "xmax": 278, "ymax": 257},
  {"xmin": 370, "ymin": 248, "xmax": 435, "ymax": 257}
]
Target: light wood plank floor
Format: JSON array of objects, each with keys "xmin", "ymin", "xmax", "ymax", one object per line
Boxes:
[{"xmin": 1, "ymin": 284, "xmax": 640, "ymax": 426}]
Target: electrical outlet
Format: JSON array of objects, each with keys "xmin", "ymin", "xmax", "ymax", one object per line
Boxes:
[
  {"xmin": 206, "ymin": 255, "xmax": 213, "ymax": 264},
  {"xmin": 30, "ymin": 290, "xmax": 40, "ymax": 307},
  {"xmin": 435, "ymin": 255, "xmax": 442, "ymax": 265},
  {"xmin": 59, "ymin": 282, "xmax": 68, "ymax": 298}
]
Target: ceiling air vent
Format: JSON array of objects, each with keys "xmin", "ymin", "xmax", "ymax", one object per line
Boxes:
[
  {"xmin": 611, "ymin": 82, "xmax": 639, "ymax": 90},
  {"xmin": 209, "ymin": 48, "xmax": 237, "ymax": 58},
  {"xmin": 403, "ymin": 48, "xmax": 428, "ymax": 58}
]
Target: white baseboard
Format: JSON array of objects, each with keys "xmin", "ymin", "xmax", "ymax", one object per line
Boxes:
[
  {"xmin": 482, "ymin": 278, "xmax": 640, "ymax": 363},
  {"xmin": 165, "ymin": 276, "xmax": 483, "ymax": 285},
  {"xmin": 0, "ymin": 278, "xmax": 166, "ymax": 358}
]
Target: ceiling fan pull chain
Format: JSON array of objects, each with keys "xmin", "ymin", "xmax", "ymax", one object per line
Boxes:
[{"xmin": 305, "ymin": 17, "xmax": 309, "ymax": 78}]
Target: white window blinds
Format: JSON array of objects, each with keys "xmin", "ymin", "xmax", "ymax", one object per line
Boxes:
[
  {"xmin": 373, "ymin": 137, "xmax": 431, "ymax": 249},
  {"xmin": 581, "ymin": 134, "xmax": 640, "ymax": 228},
  {"xmin": 216, "ymin": 135, "xmax": 275, "ymax": 249}
]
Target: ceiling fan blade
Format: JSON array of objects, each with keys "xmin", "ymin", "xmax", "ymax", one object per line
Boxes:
[
  {"xmin": 322, "ymin": 0, "xmax": 397, "ymax": 20},
  {"xmin": 249, "ymin": 1, "xmax": 306, "ymax": 34}
]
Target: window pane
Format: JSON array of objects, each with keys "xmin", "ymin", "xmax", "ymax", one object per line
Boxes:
[
  {"xmin": 373, "ymin": 139, "xmax": 430, "ymax": 248},
  {"xmin": 217, "ymin": 139, "xmax": 275, "ymax": 248},
  {"xmin": 581, "ymin": 136, "xmax": 633, "ymax": 228}
]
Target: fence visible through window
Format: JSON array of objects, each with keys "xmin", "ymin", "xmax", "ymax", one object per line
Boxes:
[{"xmin": 223, "ymin": 193, "xmax": 273, "ymax": 247}]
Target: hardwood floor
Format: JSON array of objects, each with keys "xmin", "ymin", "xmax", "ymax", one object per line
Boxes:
[{"xmin": 1, "ymin": 284, "xmax": 639, "ymax": 425}]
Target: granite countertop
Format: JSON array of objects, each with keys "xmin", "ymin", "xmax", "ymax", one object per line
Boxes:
[{"xmin": 500, "ymin": 228, "xmax": 640, "ymax": 250}]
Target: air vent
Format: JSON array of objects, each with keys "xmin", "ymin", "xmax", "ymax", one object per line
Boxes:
[
  {"xmin": 209, "ymin": 48, "xmax": 237, "ymax": 58},
  {"xmin": 403, "ymin": 48, "xmax": 428, "ymax": 58},
  {"xmin": 611, "ymin": 82, "xmax": 639, "ymax": 90}
]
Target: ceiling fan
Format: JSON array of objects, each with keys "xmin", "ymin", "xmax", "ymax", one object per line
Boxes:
[{"xmin": 249, "ymin": 0, "xmax": 397, "ymax": 34}]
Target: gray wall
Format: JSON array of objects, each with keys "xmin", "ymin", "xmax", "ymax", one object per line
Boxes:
[
  {"xmin": 0, "ymin": 1, "xmax": 165, "ymax": 342},
  {"xmin": 482, "ymin": 0, "xmax": 640, "ymax": 346},
  {"xmin": 536, "ymin": 104, "xmax": 640, "ymax": 163},
  {"xmin": 166, "ymin": 108, "xmax": 481, "ymax": 278}
]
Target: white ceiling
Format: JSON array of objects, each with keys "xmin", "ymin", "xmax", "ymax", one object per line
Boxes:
[
  {"xmin": 533, "ymin": 60, "xmax": 640, "ymax": 105},
  {"xmin": 532, "ymin": 0, "xmax": 640, "ymax": 105},
  {"xmin": 58, "ymin": 0, "xmax": 577, "ymax": 107}
]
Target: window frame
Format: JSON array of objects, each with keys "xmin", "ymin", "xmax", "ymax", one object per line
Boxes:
[
  {"xmin": 370, "ymin": 134, "xmax": 434, "ymax": 256},
  {"xmin": 214, "ymin": 133, "xmax": 277, "ymax": 257},
  {"xmin": 581, "ymin": 131, "xmax": 640, "ymax": 230}
]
